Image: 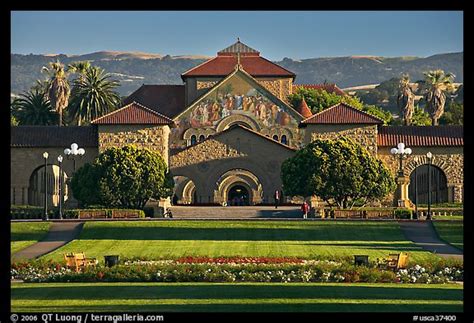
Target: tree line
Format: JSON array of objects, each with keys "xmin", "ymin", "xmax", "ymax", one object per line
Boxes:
[
  {"xmin": 11, "ymin": 60, "xmax": 121, "ymax": 126},
  {"xmin": 288, "ymin": 69, "xmax": 462, "ymax": 126}
]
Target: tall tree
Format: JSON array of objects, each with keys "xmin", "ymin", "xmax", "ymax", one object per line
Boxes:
[
  {"xmin": 423, "ymin": 70, "xmax": 455, "ymax": 126},
  {"xmin": 11, "ymin": 90, "xmax": 58, "ymax": 125},
  {"xmin": 397, "ymin": 74, "xmax": 415, "ymax": 125},
  {"xmin": 67, "ymin": 61, "xmax": 91, "ymax": 81},
  {"xmin": 42, "ymin": 60, "xmax": 70, "ymax": 126},
  {"xmin": 67, "ymin": 66, "xmax": 121, "ymax": 125}
]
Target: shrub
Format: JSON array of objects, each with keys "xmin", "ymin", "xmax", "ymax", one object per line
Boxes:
[
  {"xmin": 11, "ymin": 205, "xmax": 55, "ymax": 220},
  {"xmin": 394, "ymin": 208, "xmax": 412, "ymax": 219}
]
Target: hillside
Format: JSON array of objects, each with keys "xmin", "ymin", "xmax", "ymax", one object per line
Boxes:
[{"xmin": 11, "ymin": 51, "xmax": 463, "ymax": 97}]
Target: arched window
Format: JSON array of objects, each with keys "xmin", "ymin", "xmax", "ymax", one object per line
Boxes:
[
  {"xmin": 281, "ymin": 135, "xmax": 288, "ymax": 145},
  {"xmin": 199, "ymin": 135, "xmax": 205, "ymax": 142},
  {"xmin": 190, "ymin": 135, "xmax": 197, "ymax": 146},
  {"xmin": 272, "ymin": 135, "xmax": 279, "ymax": 141}
]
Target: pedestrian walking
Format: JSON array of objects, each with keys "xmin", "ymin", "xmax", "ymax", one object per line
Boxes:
[
  {"xmin": 274, "ymin": 190, "xmax": 280, "ymax": 209},
  {"xmin": 301, "ymin": 201, "xmax": 310, "ymax": 219}
]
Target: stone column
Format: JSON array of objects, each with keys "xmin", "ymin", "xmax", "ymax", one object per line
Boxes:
[{"xmin": 394, "ymin": 175, "xmax": 412, "ymax": 208}]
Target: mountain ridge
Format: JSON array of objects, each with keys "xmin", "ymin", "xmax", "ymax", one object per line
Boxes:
[{"xmin": 11, "ymin": 51, "xmax": 463, "ymax": 97}]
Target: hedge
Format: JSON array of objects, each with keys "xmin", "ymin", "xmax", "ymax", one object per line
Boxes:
[
  {"xmin": 11, "ymin": 205, "xmax": 55, "ymax": 220},
  {"xmin": 11, "ymin": 205, "xmax": 144, "ymax": 220}
]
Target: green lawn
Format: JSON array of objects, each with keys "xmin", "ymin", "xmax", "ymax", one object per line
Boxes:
[
  {"xmin": 11, "ymin": 282, "xmax": 463, "ymax": 312},
  {"xmin": 11, "ymin": 222, "xmax": 51, "ymax": 255},
  {"xmin": 41, "ymin": 221, "xmax": 440, "ymax": 263},
  {"xmin": 432, "ymin": 221, "xmax": 463, "ymax": 251}
]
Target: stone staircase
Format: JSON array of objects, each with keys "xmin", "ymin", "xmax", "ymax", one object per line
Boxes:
[{"xmin": 168, "ymin": 206, "xmax": 302, "ymax": 219}]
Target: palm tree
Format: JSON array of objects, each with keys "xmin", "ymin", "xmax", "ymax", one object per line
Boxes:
[
  {"xmin": 67, "ymin": 66, "xmax": 121, "ymax": 125},
  {"xmin": 42, "ymin": 60, "xmax": 70, "ymax": 126},
  {"xmin": 423, "ymin": 70, "xmax": 456, "ymax": 126},
  {"xmin": 11, "ymin": 90, "xmax": 58, "ymax": 125},
  {"xmin": 397, "ymin": 74, "xmax": 415, "ymax": 126},
  {"xmin": 67, "ymin": 61, "xmax": 91, "ymax": 81}
]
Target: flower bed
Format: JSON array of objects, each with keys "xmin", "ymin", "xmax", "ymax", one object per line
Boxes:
[{"xmin": 11, "ymin": 258, "xmax": 463, "ymax": 284}]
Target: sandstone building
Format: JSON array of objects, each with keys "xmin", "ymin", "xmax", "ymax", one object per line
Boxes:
[{"xmin": 10, "ymin": 40, "xmax": 464, "ymax": 208}]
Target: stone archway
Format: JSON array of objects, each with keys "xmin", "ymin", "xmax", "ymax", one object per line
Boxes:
[
  {"xmin": 214, "ymin": 168, "xmax": 263, "ymax": 206},
  {"xmin": 173, "ymin": 176, "xmax": 197, "ymax": 205},
  {"xmin": 28, "ymin": 164, "xmax": 69, "ymax": 207},
  {"xmin": 408, "ymin": 164, "xmax": 449, "ymax": 204},
  {"xmin": 216, "ymin": 114, "xmax": 261, "ymax": 132}
]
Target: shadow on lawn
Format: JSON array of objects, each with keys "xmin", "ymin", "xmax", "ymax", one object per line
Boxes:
[
  {"xmin": 80, "ymin": 226, "xmax": 406, "ymax": 242},
  {"xmin": 12, "ymin": 284, "xmax": 462, "ymax": 301}
]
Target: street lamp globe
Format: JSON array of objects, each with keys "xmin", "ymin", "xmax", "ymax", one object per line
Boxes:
[
  {"xmin": 77, "ymin": 148, "xmax": 86, "ymax": 156},
  {"xmin": 64, "ymin": 148, "xmax": 71, "ymax": 155},
  {"xmin": 397, "ymin": 142, "xmax": 405, "ymax": 151},
  {"xmin": 404, "ymin": 148, "xmax": 412, "ymax": 155},
  {"xmin": 390, "ymin": 148, "xmax": 398, "ymax": 155},
  {"xmin": 426, "ymin": 151, "xmax": 433, "ymax": 159},
  {"xmin": 58, "ymin": 155, "xmax": 63, "ymax": 163},
  {"xmin": 43, "ymin": 152, "xmax": 49, "ymax": 159}
]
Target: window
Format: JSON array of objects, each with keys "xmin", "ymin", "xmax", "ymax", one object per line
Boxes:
[
  {"xmin": 199, "ymin": 135, "xmax": 205, "ymax": 142},
  {"xmin": 272, "ymin": 135, "xmax": 279, "ymax": 141},
  {"xmin": 190, "ymin": 135, "xmax": 197, "ymax": 146},
  {"xmin": 281, "ymin": 135, "xmax": 288, "ymax": 145}
]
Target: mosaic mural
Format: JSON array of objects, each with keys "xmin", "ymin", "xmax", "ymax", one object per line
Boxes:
[{"xmin": 171, "ymin": 73, "xmax": 299, "ymax": 147}]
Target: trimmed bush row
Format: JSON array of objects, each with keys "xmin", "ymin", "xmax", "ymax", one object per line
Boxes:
[
  {"xmin": 10, "ymin": 205, "xmax": 145, "ymax": 219},
  {"xmin": 11, "ymin": 259, "xmax": 463, "ymax": 284}
]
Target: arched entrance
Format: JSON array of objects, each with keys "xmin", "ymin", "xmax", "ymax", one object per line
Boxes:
[
  {"xmin": 228, "ymin": 184, "xmax": 250, "ymax": 206},
  {"xmin": 214, "ymin": 168, "xmax": 263, "ymax": 206},
  {"xmin": 173, "ymin": 176, "xmax": 197, "ymax": 205},
  {"xmin": 409, "ymin": 164, "xmax": 448, "ymax": 204},
  {"xmin": 28, "ymin": 164, "xmax": 68, "ymax": 207}
]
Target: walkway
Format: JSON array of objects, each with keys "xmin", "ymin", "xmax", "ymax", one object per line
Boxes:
[
  {"xmin": 170, "ymin": 206, "xmax": 302, "ymax": 219},
  {"xmin": 398, "ymin": 220, "xmax": 463, "ymax": 260},
  {"xmin": 12, "ymin": 222, "xmax": 84, "ymax": 261}
]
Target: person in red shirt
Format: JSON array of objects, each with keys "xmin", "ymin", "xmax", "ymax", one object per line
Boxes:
[{"xmin": 301, "ymin": 201, "xmax": 310, "ymax": 219}]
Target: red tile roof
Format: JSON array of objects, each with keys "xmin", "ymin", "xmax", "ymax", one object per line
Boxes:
[
  {"xmin": 91, "ymin": 101, "xmax": 174, "ymax": 125},
  {"xmin": 296, "ymin": 97, "xmax": 313, "ymax": 119},
  {"xmin": 11, "ymin": 126, "xmax": 98, "ymax": 147},
  {"xmin": 377, "ymin": 126, "xmax": 463, "ymax": 147},
  {"xmin": 182, "ymin": 56, "xmax": 296, "ymax": 79},
  {"xmin": 123, "ymin": 85, "xmax": 185, "ymax": 118},
  {"xmin": 301, "ymin": 102, "xmax": 384, "ymax": 125},
  {"xmin": 293, "ymin": 83, "xmax": 347, "ymax": 96}
]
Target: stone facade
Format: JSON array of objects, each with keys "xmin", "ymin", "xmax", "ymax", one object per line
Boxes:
[
  {"xmin": 304, "ymin": 124, "xmax": 378, "ymax": 154},
  {"xmin": 378, "ymin": 146, "xmax": 464, "ymax": 203},
  {"xmin": 256, "ymin": 77, "xmax": 293, "ymax": 103},
  {"xmin": 170, "ymin": 126, "xmax": 295, "ymax": 205},
  {"xmin": 97, "ymin": 125, "xmax": 170, "ymax": 165}
]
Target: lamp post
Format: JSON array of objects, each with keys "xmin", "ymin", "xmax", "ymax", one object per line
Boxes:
[
  {"xmin": 43, "ymin": 152, "xmax": 49, "ymax": 221},
  {"xmin": 58, "ymin": 155, "xmax": 63, "ymax": 220},
  {"xmin": 64, "ymin": 143, "xmax": 86, "ymax": 173},
  {"xmin": 426, "ymin": 151, "xmax": 433, "ymax": 220},
  {"xmin": 413, "ymin": 156, "xmax": 419, "ymax": 219},
  {"xmin": 390, "ymin": 143, "xmax": 412, "ymax": 208}
]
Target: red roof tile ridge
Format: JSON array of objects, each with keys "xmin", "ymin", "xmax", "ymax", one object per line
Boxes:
[
  {"xmin": 301, "ymin": 102, "xmax": 384, "ymax": 124},
  {"xmin": 91, "ymin": 101, "xmax": 173, "ymax": 124}
]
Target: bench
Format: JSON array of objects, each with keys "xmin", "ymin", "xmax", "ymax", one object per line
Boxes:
[
  {"xmin": 377, "ymin": 252, "xmax": 409, "ymax": 271},
  {"xmin": 64, "ymin": 252, "xmax": 98, "ymax": 272}
]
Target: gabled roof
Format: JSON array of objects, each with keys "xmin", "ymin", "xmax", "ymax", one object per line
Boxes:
[
  {"xmin": 377, "ymin": 126, "xmax": 463, "ymax": 147},
  {"xmin": 122, "ymin": 85, "xmax": 185, "ymax": 118},
  {"xmin": 217, "ymin": 40, "xmax": 260, "ymax": 56},
  {"xmin": 301, "ymin": 102, "xmax": 384, "ymax": 125},
  {"xmin": 171, "ymin": 124, "xmax": 297, "ymax": 156},
  {"xmin": 11, "ymin": 126, "xmax": 98, "ymax": 148},
  {"xmin": 293, "ymin": 83, "xmax": 347, "ymax": 96},
  {"xmin": 91, "ymin": 101, "xmax": 174, "ymax": 125},
  {"xmin": 296, "ymin": 97, "xmax": 313, "ymax": 119},
  {"xmin": 175, "ymin": 65, "xmax": 304, "ymax": 122},
  {"xmin": 181, "ymin": 41, "xmax": 295, "ymax": 80}
]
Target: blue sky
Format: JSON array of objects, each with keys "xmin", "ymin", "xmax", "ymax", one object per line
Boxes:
[{"xmin": 11, "ymin": 11, "xmax": 463, "ymax": 60}]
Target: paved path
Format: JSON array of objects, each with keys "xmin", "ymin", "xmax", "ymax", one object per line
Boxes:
[
  {"xmin": 398, "ymin": 220, "xmax": 463, "ymax": 260},
  {"xmin": 12, "ymin": 222, "xmax": 84, "ymax": 261}
]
